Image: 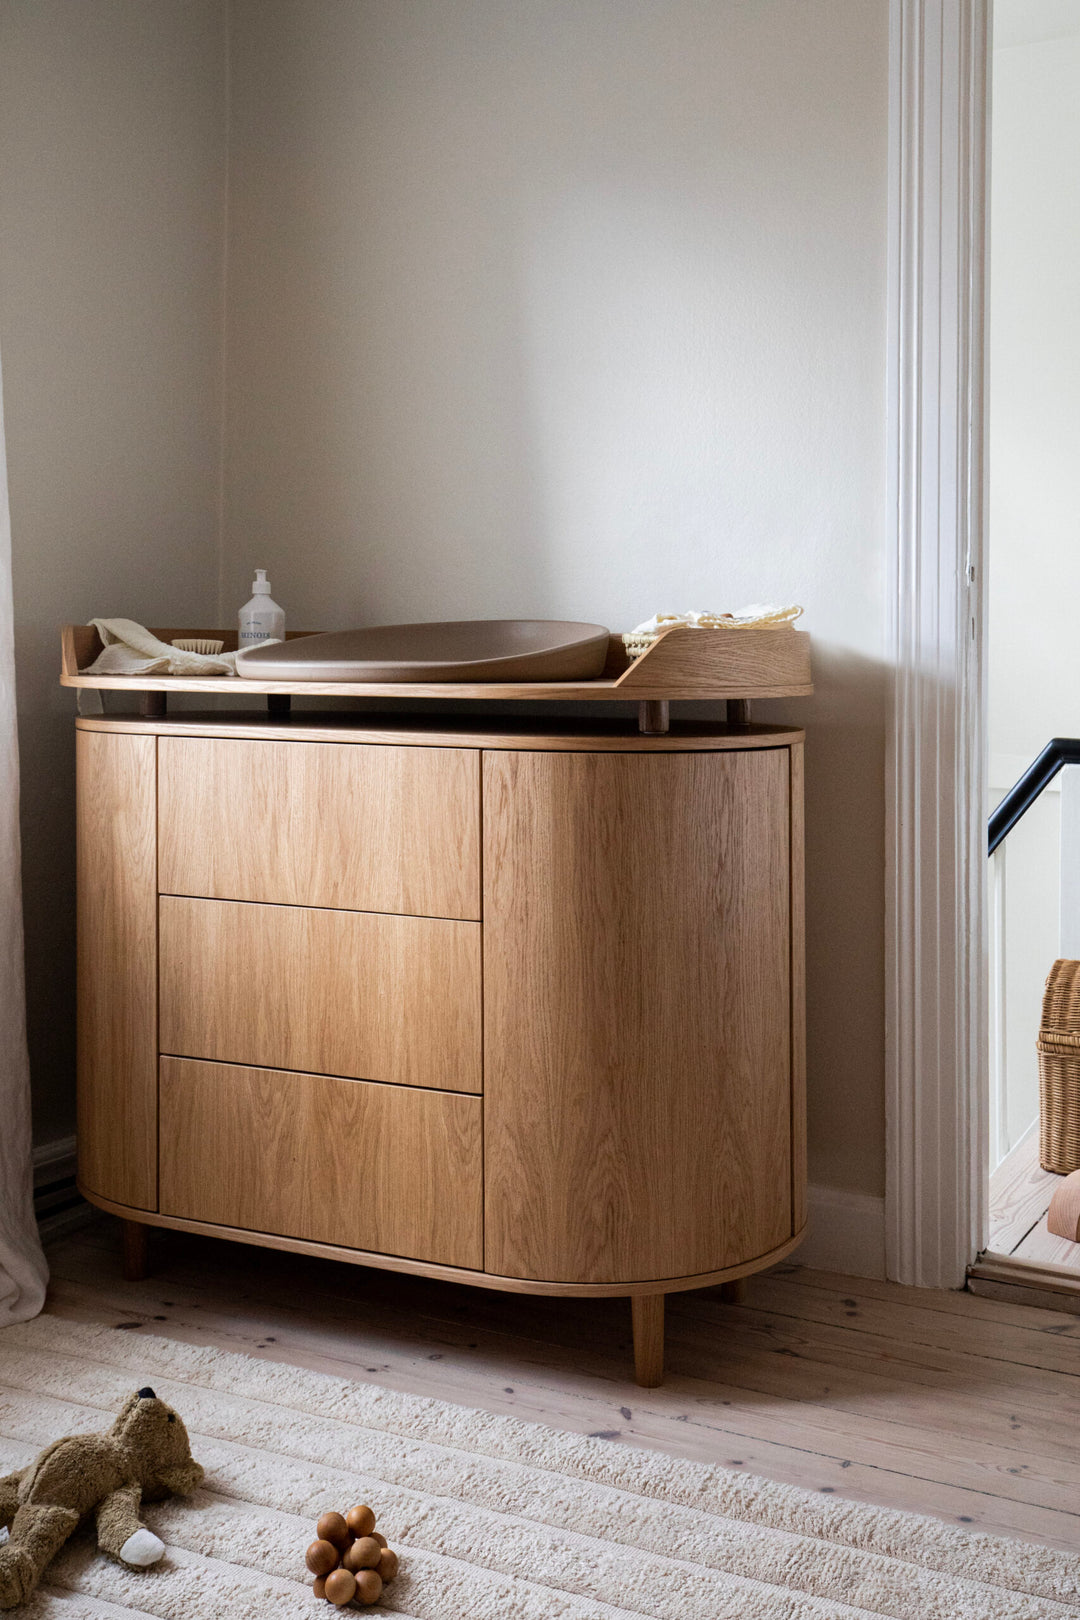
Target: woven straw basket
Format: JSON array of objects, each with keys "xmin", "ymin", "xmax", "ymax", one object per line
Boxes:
[{"xmin": 1038, "ymin": 958, "xmax": 1080, "ymax": 1173}]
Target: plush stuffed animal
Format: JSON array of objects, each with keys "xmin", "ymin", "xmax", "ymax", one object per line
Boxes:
[{"xmin": 0, "ymin": 1387, "xmax": 203, "ymax": 1610}]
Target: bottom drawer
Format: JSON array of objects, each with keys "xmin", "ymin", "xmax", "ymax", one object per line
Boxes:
[{"xmin": 159, "ymin": 1058, "xmax": 482, "ymax": 1269}]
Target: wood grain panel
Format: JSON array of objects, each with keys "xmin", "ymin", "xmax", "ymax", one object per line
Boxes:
[
  {"xmin": 81, "ymin": 714, "xmax": 806, "ymax": 752},
  {"xmin": 159, "ymin": 1058, "xmax": 482, "ymax": 1268},
  {"xmin": 158, "ymin": 737, "xmax": 479, "ymax": 920},
  {"xmin": 615, "ymin": 626, "xmax": 812, "ymax": 695},
  {"xmin": 76, "ymin": 730, "xmax": 158, "ymax": 1209},
  {"xmin": 159, "ymin": 897, "xmax": 481, "ymax": 1092},
  {"xmin": 483, "ymin": 748, "xmax": 793, "ymax": 1284},
  {"xmin": 78, "ymin": 1186, "xmax": 803, "ymax": 1293}
]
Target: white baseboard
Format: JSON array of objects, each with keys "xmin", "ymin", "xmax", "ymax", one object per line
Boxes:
[
  {"xmin": 791, "ymin": 1184, "xmax": 886, "ymax": 1280},
  {"xmin": 33, "ymin": 1134, "xmax": 77, "ymax": 1184},
  {"xmin": 31, "ymin": 1134, "xmax": 93, "ymax": 1239}
]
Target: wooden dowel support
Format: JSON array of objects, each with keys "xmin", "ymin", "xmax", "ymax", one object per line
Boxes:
[
  {"xmin": 121, "ymin": 1219, "xmax": 150, "ymax": 1282},
  {"xmin": 631, "ymin": 1293, "xmax": 665, "ymax": 1386},
  {"xmin": 719, "ymin": 1277, "xmax": 747, "ymax": 1304},
  {"xmin": 727, "ymin": 698, "xmax": 751, "ymax": 726},
  {"xmin": 267, "ymin": 693, "xmax": 292, "ymax": 717},
  {"xmin": 139, "ymin": 692, "xmax": 167, "ymax": 719},
  {"xmin": 638, "ymin": 700, "xmax": 670, "ymax": 735}
]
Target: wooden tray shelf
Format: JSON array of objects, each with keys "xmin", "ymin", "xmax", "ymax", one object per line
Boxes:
[{"xmin": 61, "ymin": 623, "xmax": 812, "ymax": 703}]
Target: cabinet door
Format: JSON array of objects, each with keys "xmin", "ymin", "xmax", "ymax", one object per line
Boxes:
[
  {"xmin": 158, "ymin": 737, "xmax": 480, "ymax": 920},
  {"xmin": 483, "ymin": 748, "xmax": 792, "ymax": 1284},
  {"xmin": 159, "ymin": 896, "xmax": 481, "ymax": 1092},
  {"xmin": 160, "ymin": 1058, "xmax": 482, "ymax": 1268},
  {"xmin": 76, "ymin": 729, "xmax": 157, "ymax": 1210}
]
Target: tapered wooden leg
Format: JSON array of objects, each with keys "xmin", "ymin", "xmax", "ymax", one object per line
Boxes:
[
  {"xmin": 121, "ymin": 1220, "xmax": 149, "ymax": 1282},
  {"xmin": 719, "ymin": 1278, "xmax": 747, "ymax": 1304},
  {"xmin": 631, "ymin": 1294, "xmax": 665, "ymax": 1387}
]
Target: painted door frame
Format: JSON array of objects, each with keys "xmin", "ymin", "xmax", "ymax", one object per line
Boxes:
[{"xmin": 885, "ymin": 0, "xmax": 991, "ymax": 1288}]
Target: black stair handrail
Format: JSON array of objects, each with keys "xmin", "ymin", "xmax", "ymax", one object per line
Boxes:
[{"xmin": 988, "ymin": 738, "xmax": 1080, "ymax": 856}]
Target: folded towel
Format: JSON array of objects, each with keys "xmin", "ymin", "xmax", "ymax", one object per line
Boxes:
[
  {"xmin": 85, "ymin": 619, "xmax": 270, "ymax": 677},
  {"xmin": 628, "ymin": 605, "xmax": 803, "ymax": 636}
]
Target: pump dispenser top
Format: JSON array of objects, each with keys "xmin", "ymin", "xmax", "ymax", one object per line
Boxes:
[{"xmin": 238, "ymin": 569, "xmax": 285, "ymax": 646}]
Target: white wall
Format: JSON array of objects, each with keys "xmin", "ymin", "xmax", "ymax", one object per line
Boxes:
[
  {"xmin": 987, "ymin": 0, "xmax": 1080, "ymax": 1166},
  {"xmin": 222, "ymin": 0, "xmax": 890, "ymax": 1200},
  {"xmin": 989, "ymin": 3, "xmax": 1080, "ymax": 757},
  {"xmin": 0, "ymin": 0, "xmax": 227, "ymax": 1140}
]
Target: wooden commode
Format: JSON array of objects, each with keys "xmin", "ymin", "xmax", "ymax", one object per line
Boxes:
[{"xmin": 66, "ymin": 626, "xmax": 809, "ymax": 1385}]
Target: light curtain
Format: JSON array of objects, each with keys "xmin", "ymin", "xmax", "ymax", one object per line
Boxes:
[{"xmin": 0, "ymin": 340, "xmax": 47, "ymax": 1326}]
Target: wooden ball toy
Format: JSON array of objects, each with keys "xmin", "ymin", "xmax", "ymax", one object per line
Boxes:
[
  {"xmin": 312, "ymin": 1576, "xmax": 327, "ymax": 1600},
  {"xmin": 317, "ymin": 1511, "xmax": 351, "ymax": 1549},
  {"xmin": 371, "ymin": 1532, "xmax": 387, "ymax": 1549},
  {"xmin": 323, "ymin": 1567, "xmax": 356, "ymax": 1607},
  {"xmin": 377, "ymin": 1547, "xmax": 398, "ymax": 1582},
  {"xmin": 344, "ymin": 1535, "xmax": 380, "ymax": 1571},
  {"xmin": 353, "ymin": 1568, "xmax": 383, "ymax": 1605},
  {"xmin": 345, "ymin": 1504, "xmax": 375, "ymax": 1539},
  {"xmin": 306, "ymin": 1539, "xmax": 340, "ymax": 1577}
]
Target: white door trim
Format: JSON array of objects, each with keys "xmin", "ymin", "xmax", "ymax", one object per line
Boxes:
[{"xmin": 885, "ymin": 0, "xmax": 991, "ymax": 1288}]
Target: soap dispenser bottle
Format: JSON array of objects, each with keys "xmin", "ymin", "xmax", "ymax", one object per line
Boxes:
[{"xmin": 238, "ymin": 569, "xmax": 285, "ymax": 647}]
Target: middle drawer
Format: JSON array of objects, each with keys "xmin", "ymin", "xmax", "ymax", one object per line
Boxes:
[{"xmin": 159, "ymin": 896, "xmax": 482, "ymax": 1093}]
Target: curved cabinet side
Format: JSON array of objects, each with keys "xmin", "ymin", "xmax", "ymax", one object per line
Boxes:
[
  {"xmin": 76, "ymin": 729, "xmax": 158, "ymax": 1210},
  {"xmin": 483, "ymin": 747, "xmax": 794, "ymax": 1284}
]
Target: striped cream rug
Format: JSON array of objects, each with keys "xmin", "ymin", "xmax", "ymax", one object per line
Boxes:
[{"xmin": 0, "ymin": 1316, "xmax": 1077, "ymax": 1619}]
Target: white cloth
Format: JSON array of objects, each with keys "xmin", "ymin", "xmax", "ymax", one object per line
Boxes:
[
  {"xmin": 0, "ymin": 340, "xmax": 48, "ymax": 1327},
  {"xmin": 86, "ymin": 619, "xmax": 241, "ymax": 676},
  {"xmin": 629, "ymin": 604, "xmax": 803, "ymax": 635}
]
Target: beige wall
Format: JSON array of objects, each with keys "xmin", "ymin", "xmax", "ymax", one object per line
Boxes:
[
  {"xmin": 223, "ymin": 0, "xmax": 890, "ymax": 1198},
  {"xmin": 0, "ymin": 0, "xmax": 227, "ymax": 1141},
  {"xmin": 0, "ymin": 0, "xmax": 890, "ymax": 1204}
]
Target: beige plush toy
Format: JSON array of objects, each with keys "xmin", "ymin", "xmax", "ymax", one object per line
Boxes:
[{"xmin": 0, "ymin": 1387, "xmax": 203, "ymax": 1610}]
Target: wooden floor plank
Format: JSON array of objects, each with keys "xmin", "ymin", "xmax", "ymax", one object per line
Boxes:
[
  {"xmin": 48, "ymin": 1231, "xmax": 1080, "ymax": 1431},
  {"xmin": 39, "ymin": 1220, "xmax": 1080, "ymax": 1555},
  {"xmin": 1014, "ymin": 1219, "xmax": 1080, "ymax": 1267},
  {"xmin": 769, "ymin": 1258, "xmax": 1080, "ymax": 1330},
  {"xmin": 733, "ymin": 1273, "xmax": 1080, "ymax": 1372},
  {"xmin": 989, "ymin": 1126, "xmax": 1061, "ymax": 1256},
  {"xmin": 686, "ymin": 1296, "xmax": 1080, "ymax": 1420},
  {"xmin": 50, "ymin": 1229, "xmax": 1080, "ymax": 1433}
]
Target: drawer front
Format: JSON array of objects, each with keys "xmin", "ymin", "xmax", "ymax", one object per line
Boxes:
[
  {"xmin": 160, "ymin": 1057, "xmax": 482, "ymax": 1268},
  {"xmin": 158, "ymin": 736, "xmax": 480, "ymax": 920},
  {"xmin": 160, "ymin": 896, "xmax": 481, "ymax": 1093}
]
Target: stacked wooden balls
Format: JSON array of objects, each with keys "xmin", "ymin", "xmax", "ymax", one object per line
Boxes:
[{"xmin": 305, "ymin": 1505, "xmax": 399, "ymax": 1607}]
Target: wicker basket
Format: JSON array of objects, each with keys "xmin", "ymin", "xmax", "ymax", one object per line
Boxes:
[{"xmin": 1038, "ymin": 958, "xmax": 1080, "ymax": 1173}]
